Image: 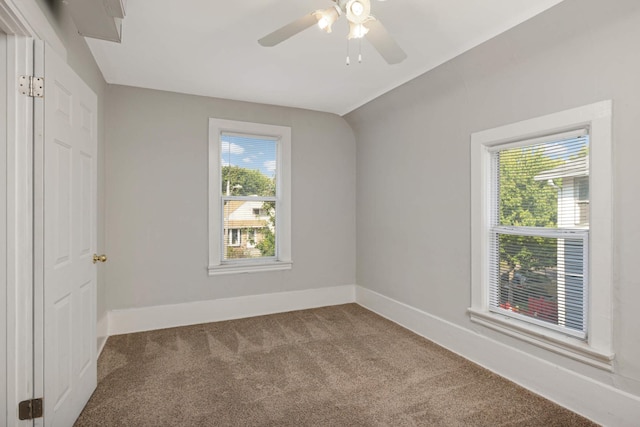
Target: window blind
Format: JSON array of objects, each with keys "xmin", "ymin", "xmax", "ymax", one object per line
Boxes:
[
  {"xmin": 489, "ymin": 132, "xmax": 589, "ymax": 338},
  {"xmin": 220, "ymin": 133, "xmax": 277, "ymax": 261}
]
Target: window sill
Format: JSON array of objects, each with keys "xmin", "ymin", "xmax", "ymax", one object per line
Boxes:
[
  {"xmin": 208, "ymin": 261, "xmax": 292, "ymax": 276},
  {"xmin": 468, "ymin": 308, "xmax": 614, "ymax": 371}
]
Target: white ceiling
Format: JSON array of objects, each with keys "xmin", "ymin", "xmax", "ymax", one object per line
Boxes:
[{"xmin": 86, "ymin": 0, "xmax": 565, "ymax": 116}]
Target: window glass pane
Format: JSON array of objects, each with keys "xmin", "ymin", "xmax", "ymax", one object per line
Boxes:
[
  {"xmin": 491, "ymin": 133, "xmax": 589, "ymax": 337},
  {"xmin": 490, "ymin": 234, "xmax": 585, "ymax": 333},
  {"xmin": 498, "ymin": 136, "xmax": 589, "ymax": 228},
  {"xmin": 223, "ymin": 200, "xmax": 276, "ymax": 260},
  {"xmin": 220, "ymin": 134, "xmax": 276, "ymax": 197},
  {"xmin": 575, "ymin": 177, "xmax": 589, "ymax": 201}
]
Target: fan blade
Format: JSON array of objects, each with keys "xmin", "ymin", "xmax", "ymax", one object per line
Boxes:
[
  {"xmin": 258, "ymin": 13, "xmax": 318, "ymax": 47},
  {"xmin": 365, "ymin": 19, "xmax": 407, "ymax": 64}
]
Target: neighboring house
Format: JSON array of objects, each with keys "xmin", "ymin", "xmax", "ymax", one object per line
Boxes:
[
  {"xmin": 535, "ymin": 156, "xmax": 589, "ymax": 228},
  {"xmin": 534, "ymin": 155, "xmax": 589, "ymax": 330},
  {"xmin": 223, "ymin": 200, "xmax": 272, "ymax": 258}
]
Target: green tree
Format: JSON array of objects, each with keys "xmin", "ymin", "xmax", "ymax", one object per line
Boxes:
[
  {"xmin": 499, "ymin": 147, "xmax": 563, "ymax": 273},
  {"xmin": 256, "ymin": 201, "xmax": 276, "ymax": 257},
  {"xmin": 221, "ymin": 166, "xmax": 274, "ymax": 196}
]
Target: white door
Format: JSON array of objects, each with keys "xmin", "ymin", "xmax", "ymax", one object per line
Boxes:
[{"xmin": 42, "ymin": 44, "xmax": 98, "ymax": 426}]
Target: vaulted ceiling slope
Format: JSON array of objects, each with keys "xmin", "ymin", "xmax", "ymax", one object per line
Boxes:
[{"xmin": 86, "ymin": 0, "xmax": 565, "ymax": 116}]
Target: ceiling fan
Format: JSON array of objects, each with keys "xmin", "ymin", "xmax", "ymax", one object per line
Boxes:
[{"xmin": 258, "ymin": 0, "xmax": 407, "ymax": 65}]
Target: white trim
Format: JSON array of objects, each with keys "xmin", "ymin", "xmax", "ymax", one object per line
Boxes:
[
  {"xmin": 470, "ymin": 101, "xmax": 612, "ymax": 147},
  {"xmin": 468, "ymin": 308, "xmax": 613, "ymax": 370},
  {"xmin": 355, "ymin": 286, "xmax": 640, "ymax": 427},
  {"xmin": 97, "ymin": 314, "xmax": 108, "ymax": 357},
  {"xmin": 32, "ymin": 38, "xmax": 44, "ymax": 427},
  {"xmin": 0, "ymin": 31, "xmax": 8, "ymax": 427},
  {"xmin": 208, "ymin": 118, "xmax": 292, "ymax": 275},
  {"xmin": 108, "ymin": 285, "xmax": 356, "ymax": 336},
  {"xmin": 0, "ymin": 3, "xmax": 66, "ymax": 425},
  {"xmin": 4, "ymin": 34, "xmax": 34, "ymax": 427},
  {"xmin": 208, "ymin": 260, "xmax": 292, "ymax": 276},
  {"xmin": 470, "ymin": 100, "xmax": 613, "ymax": 367},
  {"xmin": 0, "ymin": 0, "xmax": 66, "ymax": 59},
  {"xmin": 485, "ymin": 128, "xmax": 588, "ymax": 153}
]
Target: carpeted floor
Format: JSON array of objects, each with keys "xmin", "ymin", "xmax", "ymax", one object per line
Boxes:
[{"xmin": 74, "ymin": 304, "xmax": 597, "ymax": 426}]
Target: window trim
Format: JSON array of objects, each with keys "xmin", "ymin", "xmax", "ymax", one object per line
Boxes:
[
  {"xmin": 208, "ymin": 118, "xmax": 292, "ymax": 275},
  {"xmin": 469, "ymin": 101, "xmax": 614, "ymax": 370}
]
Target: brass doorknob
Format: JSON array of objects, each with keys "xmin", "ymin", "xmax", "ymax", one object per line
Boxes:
[{"xmin": 93, "ymin": 254, "xmax": 108, "ymax": 264}]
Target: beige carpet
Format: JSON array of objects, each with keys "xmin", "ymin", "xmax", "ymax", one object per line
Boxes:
[{"xmin": 75, "ymin": 304, "xmax": 597, "ymax": 426}]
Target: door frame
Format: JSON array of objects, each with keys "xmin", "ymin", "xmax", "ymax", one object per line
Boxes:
[
  {"xmin": 1, "ymin": 29, "xmax": 8, "ymax": 427},
  {"xmin": 0, "ymin": 1, "xmax": 65, "ymax": 425}
]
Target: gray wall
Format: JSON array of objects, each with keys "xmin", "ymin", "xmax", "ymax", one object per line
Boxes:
[
  {"xmin": 35, "ymin": 0, "xmax": 109, "ymax": 326},
  {"xmin": 345, "ymin": 0, "xmax": 640, "ymax": 398},
  {"xmin": 104, "ymin": 85, "xmax": 356, "ymax": 309}
]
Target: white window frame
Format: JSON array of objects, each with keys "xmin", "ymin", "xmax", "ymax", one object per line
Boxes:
[
  {"xmin": 469, "ymin": 101, "xmax": 614, "ymax": 371},
  {"xmin": 208, "ymin": 118, "xmax": 292, "ymax": 275}
]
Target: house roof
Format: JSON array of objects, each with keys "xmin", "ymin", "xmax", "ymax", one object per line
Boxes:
[
  {"xmin": 224, "ymin": 200, "xmax": 246, "ymax": 217},
  {"xmin": 224, "ymin": 200, "xmax": 269, "ymax": 229},
  {"xmin": 534, "ymin": 156, "xmax": 589, "ymax": 181}
]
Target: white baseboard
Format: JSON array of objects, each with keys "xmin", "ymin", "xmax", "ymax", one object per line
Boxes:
[
  {"xmin": 355, "ymin": 286, "xmax": 640, "ymax": 427},
  {"xmin": 97, "ymin": 313, "xmax": 108, "ymax": 357},
  {"xmin": 108, "ymin": 285, "xmax": 356, "ymax": 336},
  {"xmin": 101, "ymin": 283, "xmax": 639, "ymax": 425}
]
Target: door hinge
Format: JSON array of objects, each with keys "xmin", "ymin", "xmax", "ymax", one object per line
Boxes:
[
  {"xmin": 18, "ymin": 398, "xmax": 43, "ymax": 420},
  {"xmin": 18, "ymin": 75, "xmax": 44, "ymax": 98}
]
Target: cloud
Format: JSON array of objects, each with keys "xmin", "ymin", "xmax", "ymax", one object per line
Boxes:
[
  {"xmin": 264, "ymin": 160, "xmax": 276, "ymax": 172},
  {"xmin": 221, "ymin": 159, "xmax": 229, "ymax": 167},
  {"xmin": 221, "ymin": 140, "xmax": 245, "ymax": 155},
  {"xmin": 242, "ymin": 157, "xmax": 252, "ymax": 163}
]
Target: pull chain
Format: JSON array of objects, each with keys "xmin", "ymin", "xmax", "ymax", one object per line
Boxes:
[
  {"xmin": 346, "ymin": 38, "xmax": 364, "ymax": 65},
  {"xmin": 346, "ymin": 39, "xmax": 350, "ymax": 65}
]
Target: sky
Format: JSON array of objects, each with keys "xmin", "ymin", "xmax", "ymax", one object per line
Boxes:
[
  {"xmin": 220, "ymin": 134, "xmax": 277, "ymax": 178},
  {"xmin": 542, "ymin": 135, "xmax": 589, "ymax": 160}
]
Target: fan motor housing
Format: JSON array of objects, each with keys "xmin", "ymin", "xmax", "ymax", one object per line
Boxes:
[{"xmin": 341, "ymin": 0, "xmax": 372, "ymax": 24}]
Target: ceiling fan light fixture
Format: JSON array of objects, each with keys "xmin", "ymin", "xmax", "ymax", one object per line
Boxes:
[
  {"xmin": 313, "ymin": 5, "xmax": 341, "ymax": 33},
  {"xmin": 351, "ymin": 1, "xmax": 364, "ymax": 16},
  {"xmin": 348, "ymin": 22, "xmax": 369, "ymax": 39},
  {"xmin": 258, "ymin": 0, "xmax": 406, "ymax": 65},
  {"xmin": 345, "ymin": 0, "xmax": 371, "ymax": 24}
]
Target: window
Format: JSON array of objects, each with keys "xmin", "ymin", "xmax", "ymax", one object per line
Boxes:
[
  {"xmin": 228, "ymin": 228, "xmax": 241, "ymax": 247},
  {"xmin": 490, "ymin": 132, "xmax": 589, "ymax": 339},
  {"xmin": 208, "ymin": 119, "xmax": 291, "ymax": 275},
  {"xmin": 470, "ymin": 101, "xmax": 613, "ymax": 370}
]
